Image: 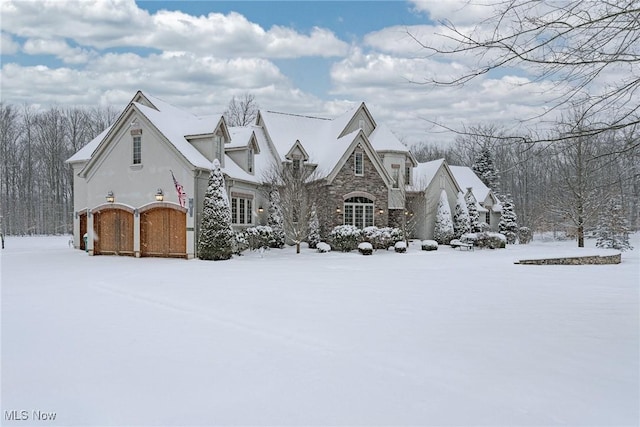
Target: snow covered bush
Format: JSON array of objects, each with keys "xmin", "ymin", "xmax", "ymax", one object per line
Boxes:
[
  {"xmin": 499, "ymin": 195, "xmax": 518, "ymax": 244},
  {"xmin": 479, "ymin": 222, "xmax": 491, "ymax": 232},
  {"xmin": 267, "ymin": 188, "xmax": 285, "ymax": 249},
  {"xmin": 465, "ymin": 193, "xmax": 481, "ymax": 233},
  {"xmin": 475, "ymin": 232, "xmax": 506, "ymax": 249},
  {"xmin": 234, "ymin": 231, "xmax": 249, "ymax": 255},
  {"xmin": 316, "ymin": 242, "xmax": 331, "ymax": 253},
  {"xmin": 518, "ymin": 227, "xmax": 532, "ymax": 245},
  {"xmin": 460, "ymin": 233, "xmax": 477, "ymax": 245},
  {"xmin": 595, "ymin": 198, "xmax": 633, "ymax": 251},
  {"xmin": 362, "ymin": 226, "xmax": 404, "ymax": 250},
  {"xmin": 329, "ymin": 225, "xmax": 362, "ymax": 252},
  {"xmin": 307, "ymin": 204, "xmax": 321, "ymax": 249},
  {"xmin": 198, "ymin": 160, "xmax": 235, "ymax": 261},
  {"xmin": 453, "ymin": 192, "xmax": 471, "ymax": 238},
  {"xmin": 242, "ymin": 226, "xmax": 274, "ymax": 251},
  {"xmin": 433, "ymin": 190, "xmax": 454, "ymax": 245},
  {"xmin": 394, "ymin": 241, "xmax": 407, "ymax": 253},
  {"xmin": 358, "ymin": 242, "xmax": 373, "ymax": 255},
  {"xmin": 421, "ymin": 240, "xmax": 438, "ymax": 251}
]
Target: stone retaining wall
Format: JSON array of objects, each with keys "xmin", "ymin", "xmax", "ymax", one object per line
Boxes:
[{"xmin": 515, "ymin": 253, "xmax": 621, "ymax": 265}]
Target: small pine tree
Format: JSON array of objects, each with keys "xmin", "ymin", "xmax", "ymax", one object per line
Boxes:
[
  {"xmin": 465, "ymin": 192, "xmax": 481, "ymax": 233},
  {"xmin": 472, "ymin": 148, "xmax": 500, "ymax": 193},
  {"xmin": 307, "ymin": 203, "xmax": 321, "ymax": 249},
  {"xmin": 433, "ymin": 190, "xmax": 454, "ymax": 244},
  {"xmin": 453, "ymin": 192, "xmax": 471, "ymax": 238},
  {"xmin": 499, "ymin": 194, "xmax": 518, "ymax": 244},
  {"xmin": 198, "ymin": 159, "xmax": 235, "ymax": 260},
  {"xmin": 267, "ymin": 188, "xmax": 285, "ymax": 248},
  {"xmin": 596, "ymin": 198, "xmax": 633, "ymax": 251}
]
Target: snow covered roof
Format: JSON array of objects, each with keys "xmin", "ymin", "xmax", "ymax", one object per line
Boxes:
[
  {"xmin": 368, "ymin": 123, "xmax": 414, "ymax": 160},
  {"xmin": 449, "ymin": 165, "xmax": 493, "ymax": 205},
  {"xmin": 66, "ymin": 125, "xmax": 112, "ymax": 163},
  {"xmin": 410, "ymin": 159, "xmax": 445, "ymax": 191}
]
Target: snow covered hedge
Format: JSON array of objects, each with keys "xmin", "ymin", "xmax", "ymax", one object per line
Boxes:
[
  {"xmin": 394, "ymin": 241, "xmax": 407, "ymax": 253},
  {"xmin": 239, "ymin": 226, "xmax": 274, "ymax": 251},
  {"xmin": 518, "ymin": 227, "xmax": 532, "ymax": 244},
  {"xmin": 421, "ymin": 240, "xmax": 438, "ymax": 251},
  {"xmin": 316, "ymin": 242, "xmax": 331, "ymax": 253},
  {"xmin": 472, "ymin": 232, "xmax": 506, "ymax": 249},
  {"xmin": 362, "ymin": 226, "xmax": 404, "ymax": 250},
  {"xmin": 358, "ymin": 242, "xmax": 373, "ymax": 255},
  {"xmin": 329, "ymin": 225, "xmax": 404, "ymax": 252}
]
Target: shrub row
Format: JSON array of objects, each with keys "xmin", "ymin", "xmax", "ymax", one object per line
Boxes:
[{"xmin": 328, "ymin": 225, "xmax": 405, "ymax": 252}]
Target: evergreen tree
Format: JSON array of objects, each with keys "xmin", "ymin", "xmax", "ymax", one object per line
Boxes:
[
  {"xmin": 307, "ymin": 203, "xmax": 321, "ymax": 249},
  {"xmin": 433, "ymin": 190, "xmax": 454, "ymax": 244},
  {"xmin": 198, "ymin": 160, "xmax": 234, "ymax": 260},
  {"xmin": 453, "ymin": 192, "xmax": 471, "ymax": 238},
  {"xmin": 267, "ymin": 187, "xmax": 285, "ymax": 248},
  {"xmin": 465, "ymin": 192, "xmax": 481, "ymax": 233},
  {"xmin": 499, "ymin": 194, "xmax": 518, "ymax": 244},
  {"xmin": 596, "ymin": 198, "xmax": 633, "ymax": 251},
  {"xmin": 472, "ymin": 148, "xmax": 500, "ymax": 194}
]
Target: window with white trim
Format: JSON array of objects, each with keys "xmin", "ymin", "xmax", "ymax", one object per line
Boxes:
[
  {"xmin": 344, "ymin": 196, "xmax": 374, "ymax": 228},
  {"xmin": 215, "ymin": 135, "xmax": 224, "ymax": 163},
  {"xmin": 485, "ymin": 211, "xmax": 491, "ymax": 225},
  {"xmin": 405, "ymin": 165, "xmax": 411, "ymax": 185},
  {"xmin": 247, "ymin": 149, "xmax": 254, "ymax": 173},
  {"xmin": 133, "ymin": 136, "xmax": 141, "ymax": 164},
  {"xmin": 231, "ymin": 195, "xmax": 253, "ymax": 225},
  {"xmin": 392, "ymin": 164, "xmax": 400, "ymax": 188},
  {"xmin": 354, "ymin": 152, "xmax": 364, "ymax": 176}
]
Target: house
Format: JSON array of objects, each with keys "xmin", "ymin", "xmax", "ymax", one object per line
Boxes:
[
  {"xmin": 67, "ymin": 91, "xmax": 502, "ymax": 258},
  {"xmin": 67, "ymin": 91, "xmax": 418, "ymax": 258},
  {"xmin": 449, "ymin": 165, "xmax": 502, "ymax": 230}
]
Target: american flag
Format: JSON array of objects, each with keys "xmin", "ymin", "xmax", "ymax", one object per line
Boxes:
[{"xmin": 170, "ymin": 170, "xmax": 186, "ymax": 207}]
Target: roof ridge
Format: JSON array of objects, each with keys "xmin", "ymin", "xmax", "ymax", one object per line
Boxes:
[{"xmin": 264, "ymin": 110, "xmax": 331, "ymax": 121}]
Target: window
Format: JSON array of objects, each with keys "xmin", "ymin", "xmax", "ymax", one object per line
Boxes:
[
  {"xmin": 392, "ymin": 167, "xmax": 400, "ymax": 188},
  {"xmin": 292, "ymin": 158, "xmax": 301, "ymax": 176},
  {"xmin": 215, "ymin": 135, "xmax": 223, "ymax": 163},
  {"xmin": 132, "ymin": 135, "xmax": 142, "ymax": 165},
  {"xmin": 405, "ymin": 165, "xmax": 411, "ymax": 185},
  {"xmin": 344, "ymin": 196, "xmax": 374, "ymax": 228},
  {"xmin": 231, "ymin": 195, "xmax": 253, "ymax": 225},
  {"xmin": 247, "ymin": 149, "xmax": 254, "ymax": 173},
  {"xmin": 485, "ymin": 211, "xmax": 491, "ymax": 225},
  {"xmin": 354, "ymin": 152, "xmax": 364, "ymax": 176}
]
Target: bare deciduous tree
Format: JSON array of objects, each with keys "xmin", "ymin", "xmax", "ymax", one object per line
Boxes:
[
  {"xmin": 224, "ymin": 93, "xmax": 259, "ymax": 127},
  {"xmin": 415, "ymin": 0, "xmax": 640, "ymax": 145}
]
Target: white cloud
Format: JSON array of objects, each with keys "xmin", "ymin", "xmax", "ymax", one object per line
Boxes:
[
  {"xmin": 1, "ymin": 32, "xmax": 20, "ymax": 55},
  {"xmin": 0, "ymin": 0, "xmax": 348, "ymax": 59},
  {"xmin": 409, "ymin": 0, "xmax": 495, "ymax": 25},
  {"xmin": 22, "ymin": 38, "xmax": 96, "ymax": 64}
]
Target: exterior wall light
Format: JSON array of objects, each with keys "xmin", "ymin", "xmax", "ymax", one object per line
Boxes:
[
  {"xmin": 258, "ymin": 206, "xmax": 264, "ymax": 213},
  {"xmin": 155, "ymin": 188, "xmax": 164, "ymax": 202},
  {"xmin": 106, "ymin": 191, "xmax": 115, "ymax": 203},
  {"xmin": 336, "ymin": 207, "xmax": 342, "ymax": 214},
  {"xmin": 378, "ymin": 208, "xmax": 384, "ymax": 215}
]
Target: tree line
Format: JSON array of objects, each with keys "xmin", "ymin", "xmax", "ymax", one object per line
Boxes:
[{"xmin": 0, "ymin": 103, "xmax": 118, "ymax": 235}]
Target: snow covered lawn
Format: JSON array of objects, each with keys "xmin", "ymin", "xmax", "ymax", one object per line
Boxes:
[{"xmin": 2, "ymin": 235, "xmax": 639, "ymax": 426}]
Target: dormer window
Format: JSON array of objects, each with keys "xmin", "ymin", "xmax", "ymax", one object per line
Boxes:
[
  {"xmin": 292, "ymin": 158, "xmax": 301, "ymax": 176},
  {"xmin": 392, "ymin": 165, "xmax": 400, "ymax": 188},
  {"xmin": 354, "ymin": 152, "xmax": 364, "ymax": 176},
  {"xmin": 247, "ymin": 149, "xmax": 254, "ymax": 173},
  {"xmin": 215, "ymin": 135, "xmax": 223, "ymax": 163},
  {"xmin": 405, "ymin": 165, "xmax": 411, "ymax": 185}
]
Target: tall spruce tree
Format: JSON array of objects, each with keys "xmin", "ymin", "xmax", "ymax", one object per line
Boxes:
[
  {"xmin": 596, "ymin": 197, "xmax": 633, "ymax": 251},
  {"xmin": 472, "ymin": 148, "xmax": 500, "ymax": 194},
  {"xmin": 433, "ymin": 190, "xmax": 454, "ymax": 244},
  {"xmin": 198, "ymin": 160, "xmax": 235, "ymax": 260},
  {"xmin": 499, "ymin": 194, "xmax": 518, "ymax": 244},
  {"xmin": 465, "ymin": 192, "xmax": 481, "ymax": 233},
  {"xmin": 453, "ymin": 192, "xmax": 471, "ymax": 238},
  {"xmin": 267, "ymin": 187, "xmax": 285, "ymax": 248},
  {"xmin": 307, "ymin": 203, "xmax": 321, "ymax": 249}
]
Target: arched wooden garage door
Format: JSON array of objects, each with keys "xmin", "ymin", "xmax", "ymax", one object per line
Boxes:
[
  {"xmin": 79, "ymin": 212, "xmax": 87, "ymax": 251},
  {"xmin": 140, "ymin": 206, "xmax": 186, "ymax": 258},
  {"xmin": 93, "ymin": 207, "xmax": 134, "ymax": 256}
]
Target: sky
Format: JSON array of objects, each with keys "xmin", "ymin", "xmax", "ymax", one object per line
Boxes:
[{"xmin": 0, "ymin": 0, "xmax": 556, "ymax": 146}]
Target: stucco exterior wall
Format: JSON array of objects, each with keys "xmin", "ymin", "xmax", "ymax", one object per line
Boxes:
[{"xmin": 418, "ymin": 165, "xmax": 460, "ymax": 240}]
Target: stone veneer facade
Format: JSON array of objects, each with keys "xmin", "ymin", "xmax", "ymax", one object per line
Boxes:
[{"xmin": 314, "ymin": 149, "xmax": 391, "ymax": 238}]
